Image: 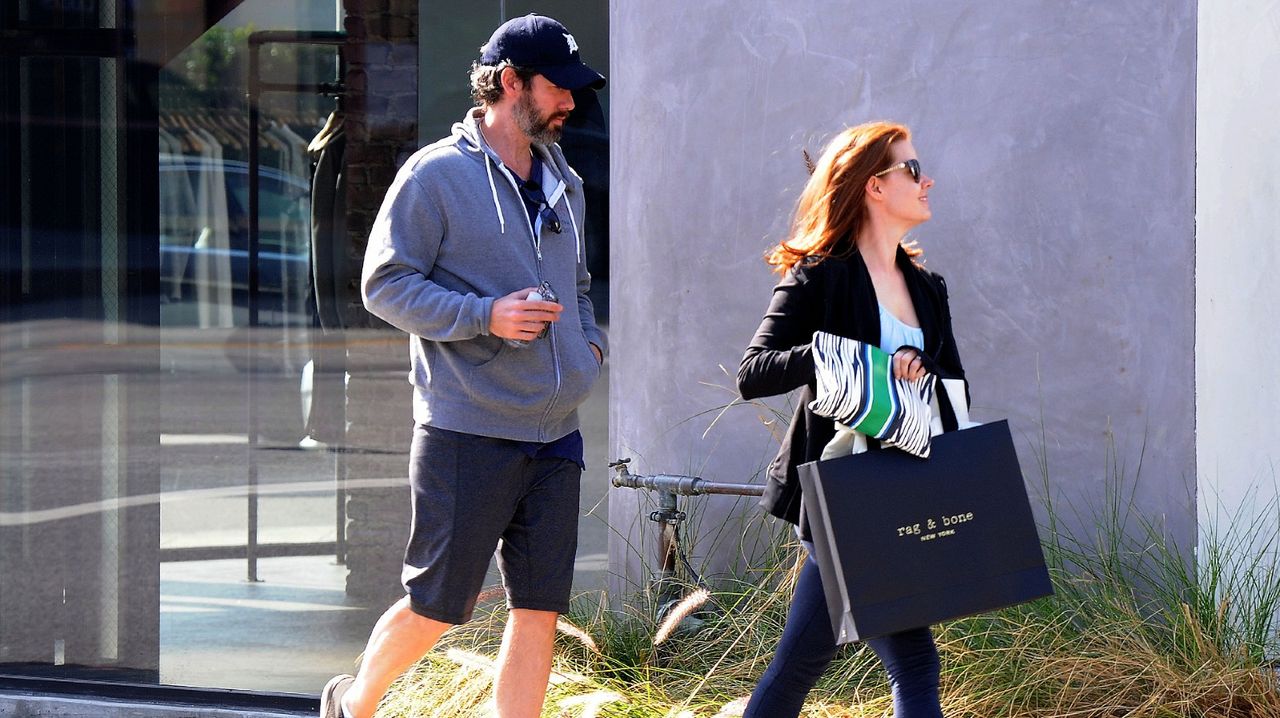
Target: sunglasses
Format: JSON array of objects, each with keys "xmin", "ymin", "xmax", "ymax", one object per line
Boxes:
[
  {"xmin": 518, "ymin": 178, "xmax": 563, "ymax": 234},
  {"xmin": 873, "ymin": 158, "xmax": 922, "ymax": 183}
]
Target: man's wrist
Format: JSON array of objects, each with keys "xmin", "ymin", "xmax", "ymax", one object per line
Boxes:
[{"xmin": 479, "ymin": 296, "xmax": 496, "ymax": 335}]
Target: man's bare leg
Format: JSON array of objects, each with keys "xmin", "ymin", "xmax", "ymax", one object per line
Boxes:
[
  {"xmin": 493, "ymin": 608, "xmax": 559, "ymax": 718},
  {"xmin": 343, "ymin": 597, "xmax": 452, "ymax": 718}
]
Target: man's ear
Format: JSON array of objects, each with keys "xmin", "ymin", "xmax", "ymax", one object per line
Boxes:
[{"xmin": 500, "ymin": 66, "xmax": 526, "ymax": 95}]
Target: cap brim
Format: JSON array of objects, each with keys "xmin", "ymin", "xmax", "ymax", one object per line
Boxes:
[{"xmin": 536, "ymin": 61, "xmax": 606, "ymax": 91}]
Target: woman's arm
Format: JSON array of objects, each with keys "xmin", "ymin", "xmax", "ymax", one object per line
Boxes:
[{"xmin": 737, "ymin": 269, "xmax": 820, "ymax": 400}]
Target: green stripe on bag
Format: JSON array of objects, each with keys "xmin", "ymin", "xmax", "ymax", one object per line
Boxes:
[{"xmin": 852, "ymin": 345, "xmax": 895, "ymax": 437}]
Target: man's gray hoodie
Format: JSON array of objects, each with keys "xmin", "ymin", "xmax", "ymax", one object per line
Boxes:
[{"xmin": 361, "ymin": 108, "xmax": 607, "ymax": 442}]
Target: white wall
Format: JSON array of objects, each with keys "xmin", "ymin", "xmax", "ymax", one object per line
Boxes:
[{"xmin": 1196, "ymin": 4, "xmax": 1280, "ymax": 544}]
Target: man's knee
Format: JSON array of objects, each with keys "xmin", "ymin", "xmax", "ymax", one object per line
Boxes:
[
  {"xmin": 505, "ymin": 607, "xmax": 559, "ymax": 643},
  {"xmin": 508, "ymin": 607, "xmax": 559, "ymax": 627},
  {"xmin": 389, "ymin": 596, "xmax": 456, "ymax": 633}
]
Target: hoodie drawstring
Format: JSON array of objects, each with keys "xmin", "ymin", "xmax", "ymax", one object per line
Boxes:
[
  {"xmin": 483, "ymin": 153, "xmax": 505, "ymax": 234},
  {"xmin": 565, "ymin": 198, "xmax": 582, "ymax": 265},
  {"xmin": 474, "ymin": 119, "xmax": 579, "ymax": 261}
]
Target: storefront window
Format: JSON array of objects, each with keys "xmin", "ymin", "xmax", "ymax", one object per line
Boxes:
[
  {"xmin": 1, "ymin": 1, "xmax": 367, "ymax": 693},
  {"xmin": 1, "ymin": 0, "xmax": 608, "ymax": 696}
]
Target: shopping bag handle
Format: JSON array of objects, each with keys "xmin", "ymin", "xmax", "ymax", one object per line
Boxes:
[{"xmin": 893, "ymin": 345, "xmax": 974, "ymax": 434}]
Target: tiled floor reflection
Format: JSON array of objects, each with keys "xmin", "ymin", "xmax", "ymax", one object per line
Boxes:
[
  {"xmin": 154, "ymin": 365, "xmax": 610, "ymax": 694},
  {"xmin": 160, "ymin": 556, "xmax": 375, "ymax": 693}
]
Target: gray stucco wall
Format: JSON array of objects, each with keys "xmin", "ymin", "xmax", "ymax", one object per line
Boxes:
[{"xmin": 610, "ymin": 1, "xmax": 1198, "ymax": 588}]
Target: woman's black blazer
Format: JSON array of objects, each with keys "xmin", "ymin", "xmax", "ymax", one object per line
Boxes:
[{"xmin": 737, "ymin": 246, "xmax": 967, "ymax": 529}]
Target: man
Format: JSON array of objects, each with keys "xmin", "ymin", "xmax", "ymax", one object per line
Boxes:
[{"xmin": 321, "ymin": 14, "xmax": 606, "ymax": 718}]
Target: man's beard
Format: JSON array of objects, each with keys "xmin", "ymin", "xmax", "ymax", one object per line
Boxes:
[{"xmin": 515, "ymin": 89, "xmax": 568, "ymax": 145}]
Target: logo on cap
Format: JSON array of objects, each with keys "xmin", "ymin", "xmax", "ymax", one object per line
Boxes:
[{"xmin": 564, "ymin": 33, "xmax": 578, "ymax": 54}]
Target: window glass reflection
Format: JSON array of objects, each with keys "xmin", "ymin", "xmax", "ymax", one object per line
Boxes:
[
  {"xmin": 154, "ymin": 2, "xmax": 363, "ymax": 692},
  {"xmin": 2, "ymin": 0, "xmax": 608, "ymax": 697}
]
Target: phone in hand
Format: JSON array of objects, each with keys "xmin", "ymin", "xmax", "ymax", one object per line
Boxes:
[
  {"xmin": 506, "ymin": 280, "xmax": 560, "ymax": 348},
  {"xmin": 527, "ymin": 280, "xmax": 560, "ymax": 340}
]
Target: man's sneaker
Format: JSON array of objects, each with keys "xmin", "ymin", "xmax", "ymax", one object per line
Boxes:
[{"xmin": 320, "ymin": 674, "xmax": 355, "ymax": 718}]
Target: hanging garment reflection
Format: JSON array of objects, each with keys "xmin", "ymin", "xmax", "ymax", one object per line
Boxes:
[
  {"xmin": 157, "ymin": 110, "xmax": 314, "ymax": 329},
  {"xmin": 299, "ymin": 111, "xmax": 348, "ymax": 448}
]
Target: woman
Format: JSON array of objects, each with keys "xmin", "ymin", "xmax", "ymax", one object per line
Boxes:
[{"xmin": 737, "ymin": 121, "xmax": 966, "ymax": 718}]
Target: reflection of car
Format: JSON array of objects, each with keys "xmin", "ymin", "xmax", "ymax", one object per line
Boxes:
[{"xmin": 159, "ymin": 154, "xmax": 311, "ymax": 326}]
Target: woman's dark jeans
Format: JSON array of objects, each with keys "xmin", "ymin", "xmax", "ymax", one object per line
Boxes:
[{"xmin": 744, "ymin": 556, "xmax": 943, "ymax": 718}]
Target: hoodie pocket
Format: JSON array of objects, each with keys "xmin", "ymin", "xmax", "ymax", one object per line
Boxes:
[
  {"xmin": 555, "ymin": 331, "xmax": 601, "ymax": 412},
  {"xmin": 463, "ymin": 340, "xmax": 553, "ymax": 411},
  {"xmin": 455, "ymin": 333, "xmax": 506, "ymax": 368}
]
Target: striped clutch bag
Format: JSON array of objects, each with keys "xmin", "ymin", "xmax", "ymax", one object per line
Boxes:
[{"xmin": 808, "ymin": 331, "xmax": 938, "ymax": 458}]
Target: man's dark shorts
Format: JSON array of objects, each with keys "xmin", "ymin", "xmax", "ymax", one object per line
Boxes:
[{"xmin": 402, "ymin": 424, "xmax": 580, "ymax": 624}]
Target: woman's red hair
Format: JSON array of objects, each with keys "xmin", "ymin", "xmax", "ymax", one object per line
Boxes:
[{"xmin": 767, "ymin": 121, "xmax": 921, "ymax": 275}]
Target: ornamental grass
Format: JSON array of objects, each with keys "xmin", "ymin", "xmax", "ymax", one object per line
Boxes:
[{"xmin": 375, "ymin": 439, "xmax": 1280, "ymax": 717}]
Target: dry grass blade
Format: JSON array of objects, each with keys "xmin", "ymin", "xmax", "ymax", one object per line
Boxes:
[
  {"xmin": 557, "ymin": 690, "xmax": 624, "ymax": 718},
  {"xmin": 653, "ymin": 588, "xmax": 711, "ymax": 646},
  {"xmin": 711, "ymin": 696, "xmax": 749, "ymax": 717},
  {"xmin": 557, "ymin": 617, "xmax": 599, "ymax": 653},
  {"xmin": 445, "ymin": 648, "xmax": 495, "ymax": 677}
]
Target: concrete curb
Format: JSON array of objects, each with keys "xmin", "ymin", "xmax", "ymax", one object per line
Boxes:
[{"xmin": 0, "ymin": 693, "xmax": 310, "ymax": 718}]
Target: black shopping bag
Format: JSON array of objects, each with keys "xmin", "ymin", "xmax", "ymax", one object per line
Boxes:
[{"xmin": 797, "ymin": 420, "xmax": 1052, "ymax": 644}]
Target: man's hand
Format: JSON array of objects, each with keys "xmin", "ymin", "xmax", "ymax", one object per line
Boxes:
[
  {"xmin": 589, "ymin": 342, "xmax": 603, "ymax": 365},
  {"xmin": 490, "ymin": 287, "xmax": 563, "ymax": 341}
]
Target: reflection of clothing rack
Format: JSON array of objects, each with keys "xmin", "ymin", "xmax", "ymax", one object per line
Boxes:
[
  {"xmin": 245, "ymin": 30, "xmax": 348, "ymax": 583},
  {"xmin": 161, "ymin": 108, "xmax": 322, "ymax": 161},
  {"xmin": 158, "ymin": 109, "xmax": 320, "ymax": 322}
]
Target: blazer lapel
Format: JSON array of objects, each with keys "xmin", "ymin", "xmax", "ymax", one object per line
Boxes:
[
  {"xmin": 845, "ymin": 251, "xmax": 882, "ymax": 346},
  {"xmin": 899, "ymin": 251, "xmax": 943, "ymax": 358}
]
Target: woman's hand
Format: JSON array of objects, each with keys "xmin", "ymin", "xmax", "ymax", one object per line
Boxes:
[{"xmin": 893, "ymin": 348, "xmax": 928, "ymax": 381}]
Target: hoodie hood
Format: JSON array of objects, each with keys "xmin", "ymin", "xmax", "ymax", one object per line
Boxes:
[{"xmin": 451, "ymin": 109, "xmax": 585, "ymax": 258}]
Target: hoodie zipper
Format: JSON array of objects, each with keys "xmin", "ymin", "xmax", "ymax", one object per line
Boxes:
[{"xmin": 487, "ymin": 153, "xmax": 563, "ymax": 442}]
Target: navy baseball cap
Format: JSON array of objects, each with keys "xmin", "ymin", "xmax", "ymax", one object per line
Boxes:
[{"xmin": 479, "ymin": 14, "xmax": 606, "ymax": 91}]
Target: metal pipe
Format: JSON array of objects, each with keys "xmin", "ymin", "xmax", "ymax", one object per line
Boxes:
[
  {"xmin": 335, "ymin": 446, "xmax": 347, "ymax": 564},
  {"xmin": 257, "ymin": 81, "xmax": 346, "ymax": 95},
  {"xmin": 245, "ymin": 39, "xmax": 261, "ymax": 583},
  {"xmin": 248, "ymin": 30, "xmax": 347, "ymax": 46},
  {"xmin": 243, "ymin": 29, "xmax": 347, "ymax": 579},
  {"xmin": 333, "ymin": 41, "xmax": 348, "ymax": 562},
  {"xmin": 612, "ymin": 460, "xmax": 750, "ymax": 624},
  {"xmin": 611, "ymin": 467, "xmax": 763, "ymax": 497},
  {"xmin": 657, "ymin": 491, "xmax": 679, "ymax": 578}
]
